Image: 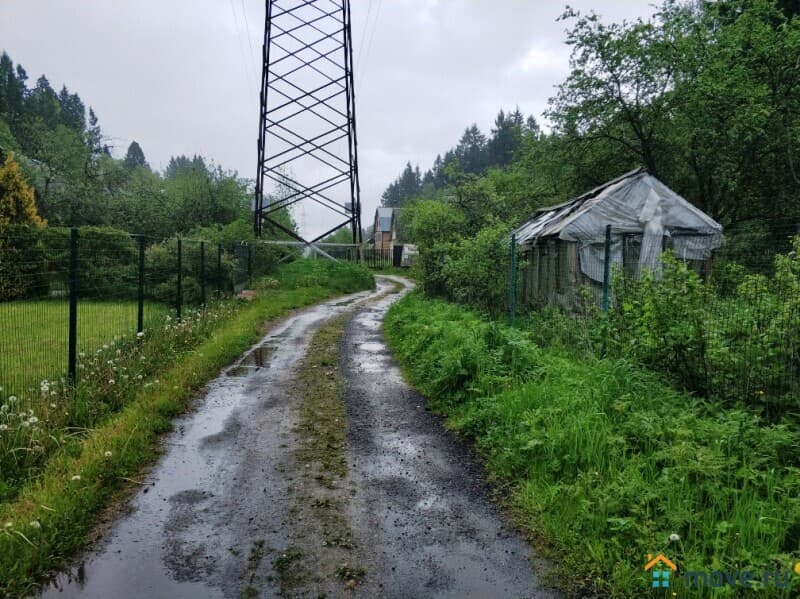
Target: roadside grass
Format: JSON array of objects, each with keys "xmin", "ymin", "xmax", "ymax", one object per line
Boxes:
[
  {"xmin": 282, "ymin": 312, "xmax": 365, "ymax": 594},
  {"xmin": 0, "ymin": 301, "xmax": 169, "ymax": 399},
  {"xmin": 0, "ymin": 260, "xmax": 374, "ymax": 598},
  {"xmin": 383, "ymin": 292, "xmax": 800, "ymax": 598}
]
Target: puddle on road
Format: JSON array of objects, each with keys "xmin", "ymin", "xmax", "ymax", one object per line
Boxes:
[
  {"xmin": 226, "ymin": 344, "xmax": 275, "ymax": 376},
  {"xmin": 359, "ymin": 341, "xmax": 385, "ymax": 352}
]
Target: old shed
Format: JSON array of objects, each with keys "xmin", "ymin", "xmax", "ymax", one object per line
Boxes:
[{"xmin": 512, "ymin": 168, "xmax": 723, "ymax": 310}]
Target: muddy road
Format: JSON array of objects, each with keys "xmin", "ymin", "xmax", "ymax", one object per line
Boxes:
[{"xmin": 43, "ymin": 277, "xmax": 556, "ymax": 599}]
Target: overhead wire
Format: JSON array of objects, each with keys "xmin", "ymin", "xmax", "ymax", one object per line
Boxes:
[
  {"xmin": 228, "ymin": 0, "xmax": 259, "ymax": 86},
  {"xmin": 356, "ymin": 0, "xmax": 382, "ymax": 92}
]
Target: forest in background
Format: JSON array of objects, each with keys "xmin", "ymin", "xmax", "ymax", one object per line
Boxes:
[
  {"xmin": 385, "ymin": 0, "xmax": 800, "ymax": 260},
  {"xmin": 0, "ymin": 51, "xmax": 293, "ymax": 242}
]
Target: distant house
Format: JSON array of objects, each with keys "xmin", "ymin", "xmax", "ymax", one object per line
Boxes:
[
  {"xmin": 512, "ymin": 168, "xmax": 723, "ymax": 309},
  {"xmin": 373, "ymin": 207, "xmax": 397, "ymax": 251}
]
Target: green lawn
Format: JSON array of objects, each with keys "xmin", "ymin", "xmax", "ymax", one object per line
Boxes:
[{"xmin": 0, "ymin": 300, "xmax": 169, "ymax": 399}]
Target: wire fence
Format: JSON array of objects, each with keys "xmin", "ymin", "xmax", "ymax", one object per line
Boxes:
[
  {"xmin": 511, "ymin": 218, "xmax": 800, "ymax": 421},
  {"xmin": 0, "ymin": 226, "xmax": 280, "ymax": 412}
]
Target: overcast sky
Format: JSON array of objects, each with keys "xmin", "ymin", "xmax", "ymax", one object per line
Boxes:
[{"xmin": 0, "ymin": 1, "xmax": 657, "ymax": 238}]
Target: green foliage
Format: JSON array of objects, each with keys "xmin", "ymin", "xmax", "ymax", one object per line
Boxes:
[
  {"xmin": 275, "ymin": 259, "xmax": 375, "ymax": 294},
  {"xmin": 385, "ymin": 293, "xmax": 800, "ymax": 597},
  {"xmin": 604, "ymin": 245, "xmax": 800, "ymax": 420},
  {"xmin": 0, "ymin": 52, "xmax": 291, "ymax": 240},
  {"xmin": 0, "ymin": 153, "xmax": 44, "ymax": 228},
  {"xmin": 441, "ymin": 223, "xmax": 511, "ymax": 315}
]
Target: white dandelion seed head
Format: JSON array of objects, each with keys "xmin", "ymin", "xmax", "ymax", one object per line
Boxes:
[
  {"xmin": 28, "ymin": 417, "xmax": 38, "ymax": 425},
  {"xmin": 4, "ymin": 521, "xmax": 12, "ymax": 529},
  {"xmin": 108, "ymin": 379, "xmax": 115, "ymax": 385},
  {"xmin": 71, "ymin": 475, "xmax": 81, "ymax": 481},
  {"xmin": 669, "ymin": 533, "xmax": 680, "ymax": 542},
  {"xmin": 21, "ymin": 420, "xmax": 30, "ymax": 428},
  {"xmin": 102, "ymin": 344, "xmax": 109, "ymax": 350},
  {"xmin": 0, "ymin": 424, "xmax": 8, "ymax": 431},
  {"xmin": 136, "ymin": 331, "xmax": 145, "ymax": 339},
  {"xmin": 8, "ymin": 396, "xmax": 16, "ymax": 403},
  {"xmin": 29, "ymin": 520, "xmax": 41, "ymax": 529},
  {"xmin": 104, "ymin": 450, "xmax": 113, "ymax": 458}
]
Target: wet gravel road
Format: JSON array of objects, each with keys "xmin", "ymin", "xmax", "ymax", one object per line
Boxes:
[{"xmin": 42, "ymin": 277, "xmax": 555, "ymax": 599}]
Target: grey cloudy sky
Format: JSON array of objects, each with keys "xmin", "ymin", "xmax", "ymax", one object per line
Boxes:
[{"xmin": 0, "ymin": 1, "xmax": 656, "ymax": 237}]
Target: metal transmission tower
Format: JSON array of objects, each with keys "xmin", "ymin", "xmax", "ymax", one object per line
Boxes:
[{"xmin": 254, "ymin": 0, "xmax": 362, "ymax": 251}]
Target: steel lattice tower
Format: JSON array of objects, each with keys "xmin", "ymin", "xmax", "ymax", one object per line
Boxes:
[{"xmin": 254, "ymin": 0, "xmax": 362, "ymax": 248}]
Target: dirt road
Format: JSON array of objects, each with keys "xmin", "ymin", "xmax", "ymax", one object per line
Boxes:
[{"xmin": 42, "ymin": 277, "xmax": 556, "ymax": 599}]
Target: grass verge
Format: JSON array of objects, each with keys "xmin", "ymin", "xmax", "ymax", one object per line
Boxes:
[
  {"xmin": 277, "ymin": 313, "xmax": 364, "ymax": 595},
  {"xmin": 383, "ymin": 292, "xmax": 800, "ymax": 598},
  {"xmin": 0, "ymin": 260, "xmax": 373, "ymax": 598}
]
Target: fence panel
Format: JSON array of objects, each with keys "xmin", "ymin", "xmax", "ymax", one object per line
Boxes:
[{"xmin": 0, "ymin": 227, "xmax": 279, "ymax": 416}]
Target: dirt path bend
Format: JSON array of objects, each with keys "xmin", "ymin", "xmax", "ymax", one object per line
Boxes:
[{"xmin": 42, "ymin": 276, "xmax": 556, "ymax": 599}]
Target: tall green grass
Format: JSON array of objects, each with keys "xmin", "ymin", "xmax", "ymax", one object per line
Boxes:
[
  {"xmin": 384, "ymin": 292, "xmax": 800, "ymax": 597},
  {"xmin": 0, "ymin": 301, "xmax": 169, "ymax": 399}
]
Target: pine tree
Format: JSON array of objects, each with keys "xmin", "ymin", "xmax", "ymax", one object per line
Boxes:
[
  {"xmin": 123, "ymin": 140, "xmax": 148, "ymax": 170},
  {"xmin": 0, "ymin": 153, "xmax": 45, "ymax": 228}
]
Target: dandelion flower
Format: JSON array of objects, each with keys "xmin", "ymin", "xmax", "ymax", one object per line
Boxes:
[
  {"xmin": 0, "ymin": 424, "xmax": 8, "ymax": 431},
  {"xmin": 8, "ymin": 396, "xmax": 16, "ymax": 403},
  {"xmin": 0, "ymin": 404, "xmax": 7, "ymax": 412},
  {"xmin": 28, "ymin": 417, "xmax": 38, "ymax": 425},
  {"xmin": 136, "ymin": 375, "xmax": 143, "ymax": 380},
  {"xmin": 29, "ymin": 520, "xmax": 41, "ymax": 529},
  {"xmin": 21, "ymin": 420, "xmax": 30, "ymax": 428},
  {"xmin": 71, "ymin": 475, "xmax": 81, "ymax": 481},
  {"xmin": 102, "ymin": 344, "xmax": 109, "ymax": 350},
  {"xmin": 104, "ymin": 451, "xmax": 113, "ymax": 458},
  {"xmin": 108, "ymin": 379, "xmax": 115, "ymax": 385},
  {"xmin": 669, "ymin": 533, "xmax": 680, "ymax": 542},
  {"xmin": 50, "ymin": 403, "xmax": 57, "ymax": 409},
  {"xmin": 136, "ymin": 331, "xmax": 145, "ymax": 339}
]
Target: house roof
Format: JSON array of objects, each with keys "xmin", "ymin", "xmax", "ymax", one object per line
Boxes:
[
  {"xmin": 375, "ymin": 207, "xmax": 394, "ymax": 233},
  {"xmin": 512, "ymin": 168, "xmax": 722, "ymax": 246}
]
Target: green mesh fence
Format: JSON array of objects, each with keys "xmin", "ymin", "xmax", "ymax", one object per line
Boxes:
[{"xmin": 0, "ymin": 227, "xmax": 278, "ymax": 415}]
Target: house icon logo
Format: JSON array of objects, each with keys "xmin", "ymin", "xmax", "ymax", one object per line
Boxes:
[{"xmin": 645, "ymin": 553, "xmax": 678, "ymax": 588}]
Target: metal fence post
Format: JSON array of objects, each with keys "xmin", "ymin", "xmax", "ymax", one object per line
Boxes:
[
  {"xmin": 137, "ymin": 235, "xmax": 145, "ymax": 333},
  {"xmin": 217, "ymin": 243, "xmax": 223, "ymax": 299},
  {"xmin": 200, "ymin": 241, "xmax": 206, "ymax": 306},
  {"xmin": 176, "ymin": 238, "xmax": 183, "ymax": 320},
  {"xmin": 247, "ymin": 243, "xmax": 253, "ymax": 287},
  {"xmin": 508, "ymin": 233, "xmax": 517, "ymax": 327},
  {"xmin": 602, "ymin": 224, "xmax": 612, "ymax": 313},
  {"xmin": 68, "ymin": 227, "xmax": 79, "ymax": 386}
]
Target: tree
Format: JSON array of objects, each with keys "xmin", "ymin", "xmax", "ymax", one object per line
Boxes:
[
  {"xmin": 0, "ymin": 153, "xmax": 45, "ymax": 228},
  {"xmin": 123, "ymin": 140, "xmax": 148, "ymax": 170},
  {"xmin": 454, "ymin": 124, "xmax": 488, "ymax": 174},
  {"xmin": 487, "ymin": 109, "xmax": 523, "ymax": 167}
]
